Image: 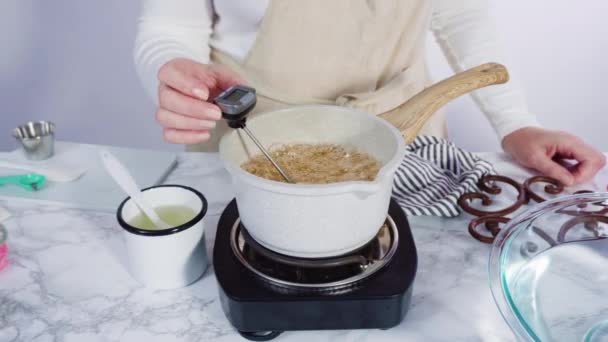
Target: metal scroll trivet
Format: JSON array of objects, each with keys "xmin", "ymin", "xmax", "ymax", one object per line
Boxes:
[{"xmin": 457, "ymin": 174, "xmax": 608, "ymax": 244}]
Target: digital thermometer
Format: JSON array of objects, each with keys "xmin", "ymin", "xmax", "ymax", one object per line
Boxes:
[
  {"xmin": 213, "ymin": 85, "xmax": 294, "ymax": 183},
  {"xmin": 214, "ymin": 85, "xmax": 257, "ymax": 128}
]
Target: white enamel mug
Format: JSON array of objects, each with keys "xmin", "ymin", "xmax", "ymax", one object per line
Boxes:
[{"xmin": 117, "ymin": 185, "xmax": 209, "ymax": 289}]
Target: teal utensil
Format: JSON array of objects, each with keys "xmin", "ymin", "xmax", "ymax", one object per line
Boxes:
[{"xmin": 0, "ymin": 173, "xmax": 47, "ymax": 191}]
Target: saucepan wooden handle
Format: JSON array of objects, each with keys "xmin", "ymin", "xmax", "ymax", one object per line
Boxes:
[{"xmin": 378, "ymin": 63, "xmax": 509, "ymax": 143}]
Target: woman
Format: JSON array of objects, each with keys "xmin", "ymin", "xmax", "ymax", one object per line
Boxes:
[{"xmin": 134, "ymin": 0, "xmax": 605, "ymax": 186}]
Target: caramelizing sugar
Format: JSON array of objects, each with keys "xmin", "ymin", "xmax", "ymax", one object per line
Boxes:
[{"xmin": 241, "ymin": 143, "xmax": 381, "ymax": 184}]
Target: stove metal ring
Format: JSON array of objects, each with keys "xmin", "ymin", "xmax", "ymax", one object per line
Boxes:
[{"xmin": 229, "ymin": 216, "xmax": 399, "ymax": 292}]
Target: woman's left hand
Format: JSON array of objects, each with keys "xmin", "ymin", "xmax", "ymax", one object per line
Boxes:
[{"xmin": 502, "ymin": 127, "xmax": 606, "ymax": 186}]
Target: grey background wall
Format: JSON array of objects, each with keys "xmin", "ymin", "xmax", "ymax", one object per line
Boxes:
[{"xmin": 1, "ymin": 1, "xmax": 607, "ymax": 153}]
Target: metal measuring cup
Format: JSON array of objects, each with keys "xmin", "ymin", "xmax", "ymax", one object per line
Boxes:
[{"xmin": 13, "ymin": 121, "xmax": 56, "ymax": 160}]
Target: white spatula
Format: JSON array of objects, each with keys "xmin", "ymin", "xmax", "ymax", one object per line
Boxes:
[{"xmin": 99, "ymin": 149, "xmax": 171, "ymax": 230}]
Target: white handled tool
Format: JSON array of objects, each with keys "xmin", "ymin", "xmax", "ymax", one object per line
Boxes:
[
  {"xmin": 0, "ymin": 160, "xmax": 86, "ymax": 182},
  {"xmin": 100, "ymin": 149, "xmax": 171, "ymax": 229}
]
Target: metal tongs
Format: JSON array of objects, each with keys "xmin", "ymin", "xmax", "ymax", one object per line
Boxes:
[{"xmin": 214, "ymin": 85, "xmax": 294, "ymax": 183}]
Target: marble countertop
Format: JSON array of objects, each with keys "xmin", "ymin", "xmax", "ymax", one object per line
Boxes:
[{"xmin": 2, "ymin": 152, "xmax": 607, "ymax": 342}]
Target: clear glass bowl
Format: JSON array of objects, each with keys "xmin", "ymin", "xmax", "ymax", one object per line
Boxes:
[{"xmin": 490, "ymin": 193, "xmax": 608, "ymax": 342}]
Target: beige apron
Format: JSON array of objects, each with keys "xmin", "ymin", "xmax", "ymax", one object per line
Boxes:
[{"xmin": 188, "ymin": 0, "xmax": 447, "ymax": 152}]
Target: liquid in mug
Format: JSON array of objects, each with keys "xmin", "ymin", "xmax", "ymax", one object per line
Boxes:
[{"xmin": 129, "ymin": 205, "xmax": 197, "ymax": 230}]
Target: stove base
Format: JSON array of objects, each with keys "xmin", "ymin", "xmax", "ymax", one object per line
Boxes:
[
  {"xmin": 214, "ymin": 199, "xmax": 417, "ymax": 340},
  {"xmin": 219, "ymin": 284, "xmax": 413, "ymax": 333},
  {"xmin": 238, "ymin": 330, "xmax": 282, "ymax": 342}
]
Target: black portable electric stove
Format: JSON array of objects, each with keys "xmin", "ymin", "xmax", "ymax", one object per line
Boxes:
[{"xmin": 213, "ymin": 199, "xmax": 418, "ymax": 341}]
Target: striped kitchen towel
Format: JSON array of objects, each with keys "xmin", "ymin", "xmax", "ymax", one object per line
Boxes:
[{"xmin": 392, "ymin": 135, "xmax": 494, "ymax": 217}]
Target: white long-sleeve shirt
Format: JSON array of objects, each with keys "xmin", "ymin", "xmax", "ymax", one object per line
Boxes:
[{"xmin": 134, "ymin": 0, "xmax": 541, "ymax": 140}]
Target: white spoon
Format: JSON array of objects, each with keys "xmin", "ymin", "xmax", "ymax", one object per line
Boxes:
[{"xmin": 99, "ymin": 149, "xmax": 171, "ymax": 230}]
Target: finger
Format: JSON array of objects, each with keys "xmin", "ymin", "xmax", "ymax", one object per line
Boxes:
[
  {"xmin": 529, "ymin": 153, "xmax": 575, "ymax": 186},
  {"xmin": 570, "ymin": 161, "xmax": 598, "ymax": 184},
  {"xmin": 561, "ymin": 144, "xmax": 607, "ymax": 183},
  {"xmin": 156, "ymin": 109, "xmax": 216, "ymax": 131},
  {"xmin": 163, "ymin": 128, "xmax": 210, "ymax": 145},
  {"xmin": 192, "ymin": 66, "xmax": 246, "ymax": 100},
  {"xmin": 158, "ymin": 60, "xmax": 209, "ymax": 100},
  {"xmin": 158, "ymin": 84, "xmax": 222, "ymax": 120},
  {"xmin": 208, "ymin": 65, "xmax": 245, "ymax": 92}
]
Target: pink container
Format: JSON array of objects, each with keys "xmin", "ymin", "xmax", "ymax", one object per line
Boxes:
[{"xmin": 0, "ymin": 225, "xmax": 7, "ymax": 272}]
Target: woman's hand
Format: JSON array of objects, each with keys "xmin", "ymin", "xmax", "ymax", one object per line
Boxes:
[
  {"xmin": 156, "ymin": 58, "xmax": 244, "ymax": 144},
  {"xmin": 502, "ymin": 127, "xmax": 606, "ymax": 186}
]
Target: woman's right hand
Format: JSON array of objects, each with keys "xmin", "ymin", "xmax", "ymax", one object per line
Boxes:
[{"xmin": 156, "ymin": 58, "xmax": 244, "ymax": 144}]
